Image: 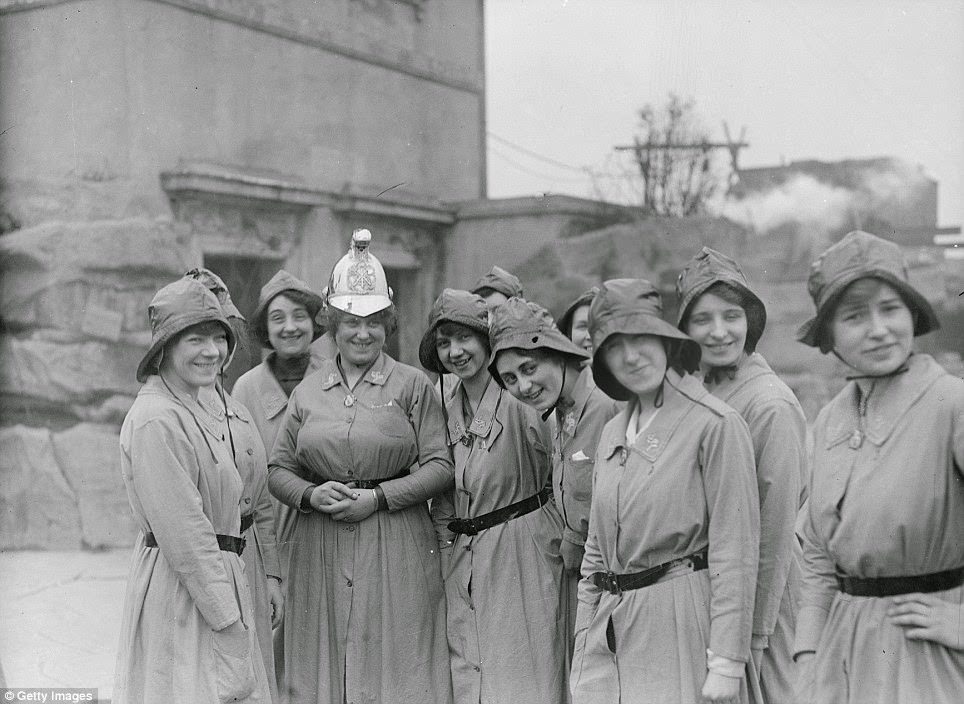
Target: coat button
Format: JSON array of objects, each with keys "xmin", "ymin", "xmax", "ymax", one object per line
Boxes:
[
  {"xmin": 244, "ymin": 498, "xmax": 251, "ymax": 505},
  {"xmin": 348, "ymin": 526, "xmax": 355, "ymax": 532},
  {"xmin": 347, "ymin": 579, "xmax": 353, "ymax": 587},
  {"xmin": 473, "ymin": 665, "xmax": 480, "ymax": 672},
  {"xmin": 246, "ymin": 448, "xmax": 254, "ymax": 456}
]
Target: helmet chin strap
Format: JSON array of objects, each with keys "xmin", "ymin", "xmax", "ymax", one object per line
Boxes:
[
  {"xmin": 833, "ymin": 349, "xmax": 913, "ymax": 380},
  {"xmin": 540, "ymin": 359, "xmax": 568, "ymax": 422}
]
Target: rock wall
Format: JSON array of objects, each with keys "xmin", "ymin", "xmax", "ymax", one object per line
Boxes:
[{"xmin": 0, "ymin": 218, "xmax": 199, "ymax": 548}]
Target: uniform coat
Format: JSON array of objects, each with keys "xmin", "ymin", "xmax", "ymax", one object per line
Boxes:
[
  {"xmin": 202, "ymin": 386, "xmax": 282, "ymax": 702},
  {"xmin": 704, "ymin": 353, "xmax": 806, "ymax": 704},
  {"xmin": 552, "ymin": 367, "xmax": 620, "ymax": 653},
  {"xmin": 796, "ymin": 353, "xmax": 964, "ymax": 703},
  {"xmin": 432, "ymin": 377, "xmax": 566, "ymax": 704},
  {"xmin": 113, "ymin": 376, "xmax": 271, "ymax": 704},
  {"xmin": 571, "ymin": 370, "xmax": 760, "ymax": 704},
  {"xmin": 268, "ymin": 353, "xmax": 454, "ymax": 704}
]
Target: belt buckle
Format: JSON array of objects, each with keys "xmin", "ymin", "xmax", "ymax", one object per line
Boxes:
[{"xmin": 603, "ymin": 570, "xmax": 621, "ymax": 596}]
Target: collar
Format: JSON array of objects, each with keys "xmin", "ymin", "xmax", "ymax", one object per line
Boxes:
[
  {"xmin": 556, "ymin": 365, "xmax": 596, "ymax": 437},
  {"xmin": 822, "ymin": 353, "xmax": 943, "ymax": 449},
  {"xmin": 702, "ymin": 352, "xmax": 773, "ymax": 400},
  {"xmin": 318, "ymin": 352, "xmax": 395, "ymax": 391},
  {"xmin": 600, "ymin": 369, "xmax": 696, "ymax": 463},
  {"xmin": 257, "ymin": 355, "xmax": 288, "ymax": 419},
  {"xmin": 447, "ymin": 376, "xmax": 504, "ymax": 448},
  {"xmin": 146, "ymin": 375, "xmax": 226, "ymax": 439}
]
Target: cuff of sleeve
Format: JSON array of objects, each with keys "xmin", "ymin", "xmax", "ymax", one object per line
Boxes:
[
  {"xmin": 794, "ymin": 604, "xmax": 830, "ymax": 653},
  {"xmin": 562, "ymin": 528, "xmax": 586, "ymax": 547},
  {"xmin": 706, "ymin": 650, "xmax": 745, "ymax": 679},
  {"xmin": 203, "ymin": 587, "xmax": 242, "ymax": 632},
  {"xmin": 751, "ymin": 633, "xmax": 769, "ymax": 651},
  {"xmin": 299, "ymin": 485, "xmax": 316, "ymax": 513}
]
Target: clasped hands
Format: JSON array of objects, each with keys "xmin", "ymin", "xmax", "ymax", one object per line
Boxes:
[{"xmin": 308, "ymin": 481, "xmax": 377, "ymax": 523}]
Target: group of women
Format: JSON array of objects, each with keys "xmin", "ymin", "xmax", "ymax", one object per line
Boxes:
[{"xmin": 113, "ymin": 227, "xmax": 964, "ymax": 704}]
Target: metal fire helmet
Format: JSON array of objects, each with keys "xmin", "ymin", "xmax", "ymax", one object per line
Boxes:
[{"xmin": 325, "ymin": 228, "xmax": 394, "ymax": 317}]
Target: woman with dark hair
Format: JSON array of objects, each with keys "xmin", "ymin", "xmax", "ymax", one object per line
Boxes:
[
  {"xmin": 570, "ymin": 278, "xmax": 759, "ymax": 704},
  {"xmin": 113, "ymin": 277, "xmax": 272, "ymax": 703},
  {"xmin": 676, "ymin": 247, "xmax": 807, "ymax": 704},
  {"xmin": 232, "ymin": 269, "xmax": 324, "ymax": 692},
  {"xmin": 268, "ymin": 230, "xmax": 454, "ymax": 704},
  {"xmin": 794, "ymin": 230, "xmax": 964, "ymax": 703},
  {"xmin": 488, "ymin": 297, "xmax": 618, "ymax": 668},
  {"xmin": 557, "ymin": 287, "xmax": 599, "ymax": 356},
  {"xmin": 421, "ymin": 290, "xmax": 566, "ymax": 704}
]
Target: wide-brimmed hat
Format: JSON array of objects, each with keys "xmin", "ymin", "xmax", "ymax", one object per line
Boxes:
[
  {"xmin": 470, "ymin": 266, "xmax": 524, "ymax": 300},
  {"xmin": 136, "ymin": 278, "xmax": 236, "ymax": 383},
  {"xmin": 590, "ymin": 278, "xmax": 701, "ymax": 400},
  {"xmin": 418, "ymin": 289, "xmax": 490, "ymax": 375},
  {"xmin": 182, "ymin": 267, "xmax": 244, "ymax": 321},
  {"xmin": 676, "ymin": 247, "xmax": 767, "ymax": 352},
  {"xmin": 487, "ymin": 297, "xmax": 590, "ymax": 386},
  {"xmin": 251, "ymin": 270, "xmax": 324, "ymax": 346},
  {"xmin": 797, "ymin": 230, "xmax": 939, "ymax": 352},
  {"xmin": 557, "ymin": 286, "xmax": 600, "ymax": 338},
  {"xmin": 326, "ymin": 229, "xmax": 393, "ymax": 317}
]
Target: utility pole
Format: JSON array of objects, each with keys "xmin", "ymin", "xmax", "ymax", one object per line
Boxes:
[{"xmin": 614, "ymin": 122, "xmax": 749, "ymax": 208}]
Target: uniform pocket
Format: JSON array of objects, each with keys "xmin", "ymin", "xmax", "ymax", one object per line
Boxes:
[
  {"xmin": 371, "ymin": 405, "xmax": 411, "ymax": 438},
  {"xmin": 568, "ymin": 458, "xmax": 594, "ymax": 501},
  {"xmin": 212, "ymin": 625, "xmax": 256, "ymax": 703}
]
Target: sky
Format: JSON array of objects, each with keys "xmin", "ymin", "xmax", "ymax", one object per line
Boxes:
[{"xmin": 484, "ymin": 0, "xmax": 964, "ymax": 227}]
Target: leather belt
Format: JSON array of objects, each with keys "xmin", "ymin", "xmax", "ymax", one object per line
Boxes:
[
  {"xmin": 145, "ymin": 532, "xmax": 246, "ymax": 556},
  {"xmin": 448, "ymin": 486, "xmax": 553, "ymax": 536},
  {"xmin": 836, "ymin": 566, "xmax": 964, "ymax": 597},
  {"xmin": 240, "ymin": 513, "xmax": 254, "ymax": 533},
  {"xmin": 592, "ymin": 547, "xmax": 709, "ymax": 596},
  {"xmin": 348, "ymin": 469, "xmax": 409, "ymax": 490}
]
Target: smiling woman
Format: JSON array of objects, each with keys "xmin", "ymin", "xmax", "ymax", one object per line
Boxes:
[
  {"xmin": 267, "ymin": 230, "xmax": 454, "ymax": 704},
  {"xmin": 113, "ymin": 278, "xmax": 272, "ymax": 704},
  {"xmin": 794, "ymin": 231, "xmax": 964, "ymax": 704}
]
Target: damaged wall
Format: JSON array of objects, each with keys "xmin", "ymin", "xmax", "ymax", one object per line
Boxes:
[{"xmin": 0, "ymin": 219, "xmax": 199, "ymax": 549}]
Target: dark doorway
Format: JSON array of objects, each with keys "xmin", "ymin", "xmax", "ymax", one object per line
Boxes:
[{"xmin": 204, "ymin": 255, "xmax": 280, "ymax": 391}]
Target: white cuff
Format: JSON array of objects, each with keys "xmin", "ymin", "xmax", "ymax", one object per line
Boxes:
[{"xmin": 706, "ymin": 650, "xmax": 744, "ymax": 679}]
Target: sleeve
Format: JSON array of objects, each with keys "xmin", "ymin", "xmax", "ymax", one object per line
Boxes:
[
  {"xmin": 430, "ymin": 486, "xmax": 458, "ymax": 546},
  {"xmin": 253, "ymin": 477, "xmax": 281, "ymax": 579},
  {"xmin": 747, "ymin": 398, "xmax": 806, "ymax": 638},
  {"xmin": 267, "ymin": 391, "xmax": 315, "ymax": 509},
  {"xmin": 574, "ymin": 438, "xmax": 607, "ymax": 634},
  {"xmin": 129, "ymin": 416, "xmax": 240, "ymax": 631},
  {"xmin": 379, "ymin": 374, "xmax": 455, "ymax": 511},
  {"xmin": 953, "ymin": 392, "xmax": 964, "ymax": 478},
  {"xmin": 794, "ymin": 498, "xmax": 839, "ymax": 655},
  {"xmin": 701, "ymin": 411, "xmax": 760, "ymax": 663}
]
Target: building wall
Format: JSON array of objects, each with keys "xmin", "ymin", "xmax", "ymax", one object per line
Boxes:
[{"xmin": 1, "ymin": 0, "xmax": 485, "ymax": 220}]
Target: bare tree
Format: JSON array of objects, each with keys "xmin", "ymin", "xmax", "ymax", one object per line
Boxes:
[{"xmin": 617, "ymin": 94, "xmax": 723, "ymax": 216}]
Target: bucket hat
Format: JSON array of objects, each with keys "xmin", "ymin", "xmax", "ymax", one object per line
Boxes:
[
  {"xmin": 676, "ymin": 247, "xmax": 767, "ymax": 352},
  {"xmin": 589, "ymin": 278, "xmax": 701, "ymax": 400},
  {"xmin": 797, "ymin": 230, "xmax": 939, "ymax": 352},
  {"xmin": 557, "ymin": 286, "xmax": 600, "ymax": 338},
  {"xmin": 136, "ymin": 278, "xmax": 236, "ymax": 382},
  {"xmin": 251, "ymin": 270, "xmax": 323, "ymax": 347},
  {"xmin": 418, "ymin": 289, "xmax": 490, "ymax": 375},
  {"xmin": 487, "ymin": 297, "xmax": 590, "ymax": 386},
  {"xmin": 470, "ymin": 266, "xmax": 524, "ymax": 300},
  {"xmin": 326, "ymin": 229, "xmax": 393, "ymax": 317},
  {"xmin": 182, "ymin": 267, "xmax": 244, "ymax": 321}
]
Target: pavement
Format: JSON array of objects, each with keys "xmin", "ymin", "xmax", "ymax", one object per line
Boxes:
[{"xmin": 0, "ymin": 549, "xmax": 131, "ymax": 702}]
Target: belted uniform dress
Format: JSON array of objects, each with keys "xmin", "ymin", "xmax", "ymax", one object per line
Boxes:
[
  {"xmin": 571, "ymin": 370, "xmax": 759, "ymax": 704},
  {"xmin": 432, "ymin": 377, "xmax": 567, "ymax": 704},
  {"xmin": 796, "ymin": 353, "xmax": 964, "ymax": 703},
  {"xmin": 268, "ymin": 353, "xmax": 454, "ymax": 704},
  {"xmin": 113, "ymin": 376, "xmax": 272, "ymax": 704},
  {"xmin": 704, "ymin": 352, "xmax": 806, "ymax": 704}
]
